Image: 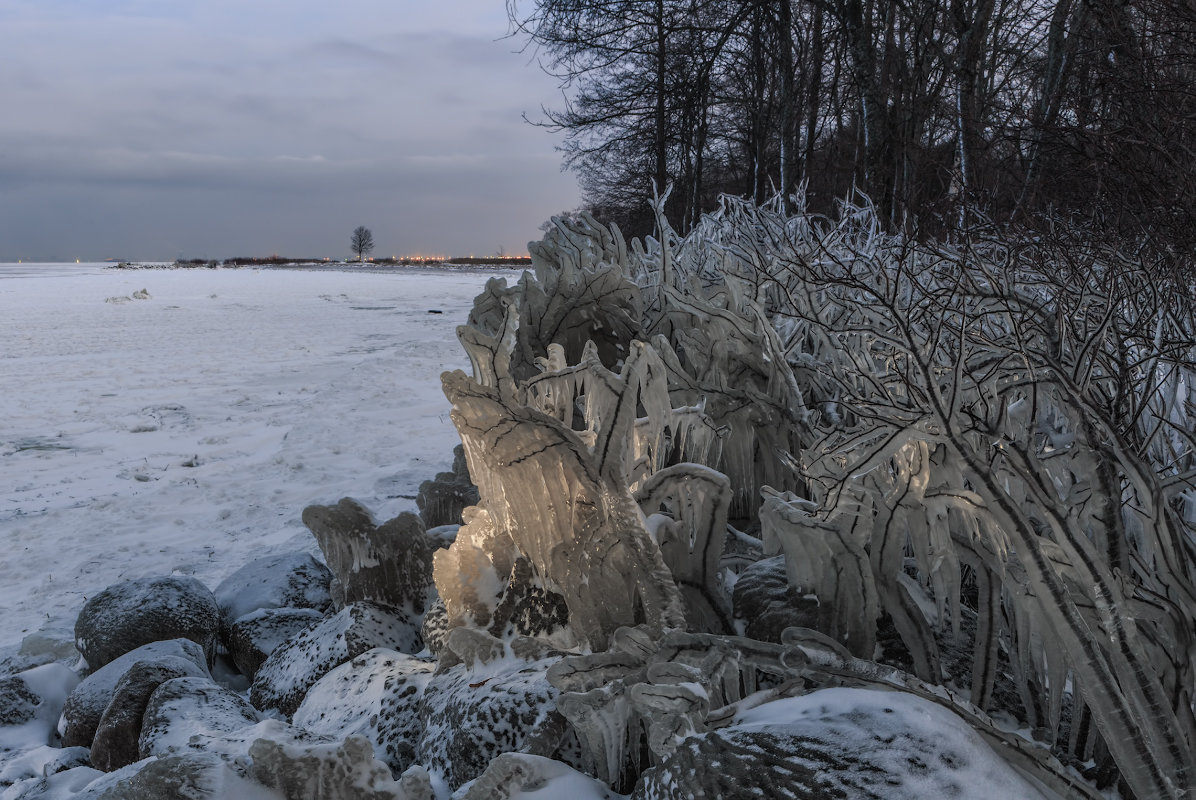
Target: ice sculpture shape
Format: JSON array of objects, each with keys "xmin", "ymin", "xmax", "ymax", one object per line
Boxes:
[
  {"xmin": 303, "ymin": 499, "xmax": 436, "ymax": 614},
  {"xmin": 441, "ymin": 361, "xmax": 686, "ymax": 650}
]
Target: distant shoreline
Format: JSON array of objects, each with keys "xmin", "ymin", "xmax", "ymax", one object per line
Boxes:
[{"xmin": 106, "ymin": 258, "xmax": 531, "ymax": 274}]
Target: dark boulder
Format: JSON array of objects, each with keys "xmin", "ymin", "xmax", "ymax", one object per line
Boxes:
[
  {"xmin": 75, "ymin": 576, "xmax": 220, "ymax": 670},
  {"xmin": 731, "ymin": 556, "xmax": 819, "ymax": 643}
]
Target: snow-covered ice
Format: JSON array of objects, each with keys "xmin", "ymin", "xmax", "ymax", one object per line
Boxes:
[{"xmin": 0, "ymin": 263, "xmax": 501, "ymax": 656}]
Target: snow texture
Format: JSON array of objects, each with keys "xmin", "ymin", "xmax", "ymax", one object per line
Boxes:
[{"xmin": 0, "ymin": 265, "xmax": 497, "ymax": 657}]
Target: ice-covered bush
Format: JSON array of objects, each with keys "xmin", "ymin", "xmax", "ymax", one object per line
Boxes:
[{"xmin": 436, "ymin": 191, "xmax": 1195, "ymax": 799}]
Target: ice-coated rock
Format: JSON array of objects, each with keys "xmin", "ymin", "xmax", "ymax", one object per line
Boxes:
[
  {"xmin": 212, "ymin": 552, "xmax": 333, "ymax": 635},
  {"xmin": 292, "ymin": 648, "xmax": 434, "ymax": 775},
  {"xmin": 249, "ymin": 735, "xmax": 405, "ymax": 800},
  {"xmin": 58, "ymin": 639, "xmax": 209, "ymax": 749},
  {"xmin": 249, "ymin": 601, "xmax": 422, "ymax": 717},
  {"xmin": 90, "ymin": 661, "xmax": 197, "ymax": 772},
  {"xmin": 416, "ymin": 445, "xmax": 478, "ymax": 529},
  {"xmin": 303, "ymin": 499, "xmax": 437, "ymax": 614},
  {"xmin": 730, "ymin": 556, "xmax": 819, "ymax": 643},
  {"xmin": 74, "ymin": 576, "xmax": 220, "ymax": 670},
  {"xmin": 138, "ymin": 676, "xmax": 261, "ymax": 760},
  {"xmin": 631, "ymin": 688, "xmax": 1050, "ymax": 800},
  {"xmin": 228, "ymin": 607, "xmax": 323, "ymax": 680},
  {"xmin": 137, "ymin": 675, "xmax": 341, "ymax": 783},
  {"xmin": 456, "ymin": 753, "xmax": 624, "ymax": 800},
  {"xmin": 417, "ymin": 654, "xmax": 567, "ymax": 789}
]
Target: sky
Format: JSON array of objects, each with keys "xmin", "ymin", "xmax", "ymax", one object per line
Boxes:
[{"xmin": 0, "ymin": 0, "xmax": 580, "ymax": 261}]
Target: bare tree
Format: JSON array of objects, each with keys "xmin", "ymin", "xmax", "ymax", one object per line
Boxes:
[{"xmin": 351, "ymin": 226, "xmax": 375, "ymax": 262}]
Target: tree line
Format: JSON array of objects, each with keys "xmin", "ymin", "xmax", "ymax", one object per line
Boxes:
[{"xmin": 510, "ymin": 0, "xmax": 1196, "ymax": 260}]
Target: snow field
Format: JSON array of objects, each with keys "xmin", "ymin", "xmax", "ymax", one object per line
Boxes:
[{"xmin": 0, "ymin": 265, "xmax": 502, "ymax": 654}]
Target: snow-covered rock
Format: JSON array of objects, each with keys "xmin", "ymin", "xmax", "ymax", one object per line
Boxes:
[
  {"xmin": 228, "ymin": 608, "xmax": 323, "ymax": 680},
  {"xmin": 213, "ymin": 553, "xmax": 333, "ymax": 637},
  {"xmin": 90, "ymin": 661, "xmax": 200, "ymax": 772},
  {"xmin": 249, "ymin": 735, "xmax": 405, "ymax": 800},
  {"xmin": 418, "ymin": 654, "xmax": 568, "ymax": 789},
  {"xmin": 4, "ymin": 753, "xmax": 280, "ymax": 800},
  {"xmin": 74, "ymin": 576, "xmax": 220, "ymax": 670},
  {"xmin": 302, "ymin": 499, "xmax": 437, "ymax": 614},
  {"xmin": 0, "ymin": 664, "xmax": 81, "ymax": 785},
  {"xmin": 631, "ymin": 688, "xmax": 1050, "ymax": 799},
  {"xmin": 58, "ymin": 639, "xmax": 209, "ymax": 749},
  {"xmin": 454, "ymin": 753, "xmax": 625, "ymax": 800},
  {"xmin": 420, "ymin": 600, "xmax": 450, "ymax": 657},
  {"xmin": 292, "ymin": 648, "xmax": 434, "ymax": 774},
  {"xmin": 249, "ymin": 602, "xmax": 422, "ymax": 717},
  {"xmin": 0, "ymin": 665, "xmax": 79, "ymax": 748}
]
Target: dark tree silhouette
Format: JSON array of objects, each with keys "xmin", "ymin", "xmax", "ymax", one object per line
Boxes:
[{"xmin": 351, "ymin": 226, "xmax": 375, "ymax": 261}]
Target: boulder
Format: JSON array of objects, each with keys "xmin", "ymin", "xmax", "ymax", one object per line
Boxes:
[
  {"xmin": 457, "ymin": 753, "xmax": 622, "ymax": 800},
  {"xmin": 631, "ymin": 687, "xmax": 1050, "ymax": 800},
  {"xmin": 417, "ymin": 654, "xmax": 568, "ymax": 789},
  {"xmin": 730, "ymin": 556, "xmax": 819, "ymax": 643},
  {"xmin": 227, "ymin": 607, "xmax": 323, "ymax": 680},
  {"xmin": 249, "ymin": 601, "xmax": 422, "ymax": 718},
  {"xmin": 212, "ymin": 552, "xmax": 333, "ymax": 636},
  {"xmin": 59, "ymin": 639, "xmax": 209, "ymax": 749},
  {"xmin": 88, "ymin": 753, "xmax": 272, "ymax": 800},
  {"xmin": 75, "ymin": 576, "xmax": 220, "ymax": 669},
  {"xmin": 302, "ymin": 499, "xmax": 437, "ymax": 613},
  {"xmin": 292, "ymin": 648, "xmax": 435, "ymax": 774},
  {"xmin": 138, "ymin": 677, "xmax": 259, "ymax": 760},
  {"xmin": 90, "ymin": 661, "xmax": 196, "ymax": 772},
  {"xmin": 249, "ymin": 735, "xmax": 406, "ymax": 800}
]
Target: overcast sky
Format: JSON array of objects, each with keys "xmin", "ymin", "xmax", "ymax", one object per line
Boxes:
[{"xmin": 0, "ymin": 0, "xmax": 580, "ymax": 261}]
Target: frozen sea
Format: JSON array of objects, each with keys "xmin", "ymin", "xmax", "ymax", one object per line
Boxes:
[{"xmin": 0, "ymin": 261, "xmax": 505, "ymax": 656}]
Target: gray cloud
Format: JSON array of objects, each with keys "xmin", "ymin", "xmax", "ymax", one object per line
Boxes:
[{"xmin": 1, "ymin": 1, "xmax": 577, "ymax": 261}]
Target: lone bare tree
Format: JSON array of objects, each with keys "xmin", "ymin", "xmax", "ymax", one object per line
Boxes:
[{"xmin": 351, "ymin": 226, "xmax": 375, "ymax": 261}]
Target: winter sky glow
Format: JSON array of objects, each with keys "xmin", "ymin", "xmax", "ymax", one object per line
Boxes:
[{"xmin": 0, "ymin": 0, "xmax": 580, "ymax": 261}]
